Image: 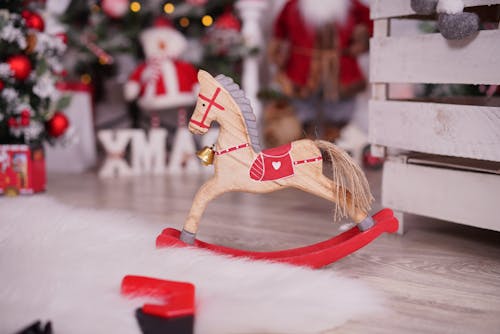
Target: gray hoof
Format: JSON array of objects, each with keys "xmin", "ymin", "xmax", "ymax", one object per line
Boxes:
[
  {"xmin": 358, "ymin": 216, "xmax": 375, "ymax": 232},
  {"xmin": 411, "ymin": 0, "xmax": 438, "ymax": 15},
  {"xmin": 180, "ymin": 229, "xmax": 196, "ymax": 245},
  {"xmin": 438, "ymin": 12, "xmax": 479, "ymax": 40}
]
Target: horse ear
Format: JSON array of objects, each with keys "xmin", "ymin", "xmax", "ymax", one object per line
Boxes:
[{"xmin": 197, "ymin": 70, "xmax": 213, "ymax": 83}]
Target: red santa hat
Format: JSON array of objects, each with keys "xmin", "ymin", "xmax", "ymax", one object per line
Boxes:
[
  {"xmin": 154, "ymin": 16, "xmax": 175, "ymax": 28},
  {"xmin": 214, "ymin": 11, "xmax": 241, "ymax": 31}
]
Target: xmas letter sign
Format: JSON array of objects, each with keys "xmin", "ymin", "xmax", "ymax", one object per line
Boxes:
[{"xmin": 98, "ymin": 128, "xmax": 200, "ymax": 178}]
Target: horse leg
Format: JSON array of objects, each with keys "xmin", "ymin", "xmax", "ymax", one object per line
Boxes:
[
  {"xmin": 296, "ymin": 174, "xmax": 373, "ymax": 230},
  {"xmin": 180, "ymin": 177, "xmax": 224, "ymax": 244}
]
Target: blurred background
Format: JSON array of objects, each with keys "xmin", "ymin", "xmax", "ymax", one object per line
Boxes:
[{"xmin": 0, "ymin": 0, "xmax": 498, "ymax": 192}]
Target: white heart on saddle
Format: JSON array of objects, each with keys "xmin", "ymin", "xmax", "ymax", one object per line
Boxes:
[{"xmin": 272, "ymin": 161, "xmax": 281, "ymax": 170}]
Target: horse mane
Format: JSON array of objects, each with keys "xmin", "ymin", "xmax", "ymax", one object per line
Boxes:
[{"xmin": 214, "ymin": 74, "xmax": 261, "ymax": 152}]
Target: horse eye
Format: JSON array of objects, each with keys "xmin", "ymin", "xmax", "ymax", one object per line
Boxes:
[{"xmin": 202, "ymin": 103, "xmax": 206, "ymax": 107}]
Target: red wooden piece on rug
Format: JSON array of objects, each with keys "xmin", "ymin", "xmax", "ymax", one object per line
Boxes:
[
  {"xmin": 121, "ymin": 275, "xmax": 195, "ymax": 318},
  {"xmin": 156, "ymin": 208, "xmax": 398, "ymax": 269}
]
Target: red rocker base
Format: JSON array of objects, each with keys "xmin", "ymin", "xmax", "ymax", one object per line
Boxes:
[{"xmin": 156, "ymin": 208, "xmax": 399, "ymax": 269}]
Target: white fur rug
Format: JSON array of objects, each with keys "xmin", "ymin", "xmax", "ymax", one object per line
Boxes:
[{"xmin": 0, "ymin": 196, "xmax": 381, "ymax": 334}]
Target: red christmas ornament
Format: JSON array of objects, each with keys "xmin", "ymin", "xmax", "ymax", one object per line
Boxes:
[
  {"xmin": 21, "ymin": 109, "xmax": 31, "ymax": 118},
  {"xmin": 7, "ymin": 55, "xmax": 32, "ymax": 80},
  {"xmin": 101, "ymin": 0, "xmax": 129, "ymax": 19},
  {"xmin": 8, "ymin": 117, "xmax": 18, "ymax": 128},
  {"xmin": 55, "ymin": 32, "xmax": 68, "ymax": 45},
  {"xmin": 20, "ymin": 116, "xmax": 30, "ymax": 126},
  {"xmin": 21, "ymin": 10, "xmax": 31, "ymax": 19},
  {"xmin": 22, "ymin": 11, "xmax": 45, "ymax": 32},
  {"xmin": 46, "ymin": 112, "xmax": 69, "ymax": 138}
]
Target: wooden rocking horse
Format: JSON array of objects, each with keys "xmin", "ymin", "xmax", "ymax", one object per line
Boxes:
[{"xmin": 157, "ymin": 70, "xmax": 398, "ymax": 268}]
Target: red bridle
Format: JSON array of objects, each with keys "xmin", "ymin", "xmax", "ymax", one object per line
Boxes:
[{"xmin": 189, "ymin": 87, "xmax": 225, "ymax": 129}]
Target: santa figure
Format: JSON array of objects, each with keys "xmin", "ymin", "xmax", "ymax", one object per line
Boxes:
[
  {"xmin": 268, "ymin": 0, "xmax": 371, "ymax": 140},
  {"xmin": 124, "ymin": 17, "xmax": 198, "ymax": 112}
]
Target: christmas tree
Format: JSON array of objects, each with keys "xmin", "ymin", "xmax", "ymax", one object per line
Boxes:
[
  {"xmin": 0, "ymin": 0, "xmax": 69, "ymax": 146},
  {"xmin": 61, "ymin": 0, "xmax": 253, "ymax": 89},
  {"xmin": 160, "ymin": 0, "xmax": 254, "ymax": 82},
  {"xmin": 61, "ymin": 0, "xmax": 153, "ymax": 101}
]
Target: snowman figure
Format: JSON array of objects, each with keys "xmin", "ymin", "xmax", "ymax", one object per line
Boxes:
[
  {"xmin": 124, "ymin": 17, "xmax": 200, "ymax": 173},
  {"xmin": 124, "ymin": 17, "xmax": 198, "ymax": 111}
]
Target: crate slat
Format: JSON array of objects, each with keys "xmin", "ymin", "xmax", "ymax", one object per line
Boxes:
[
  {"xmin": 369, "ymin": 100, "xmax": 500, "ymax": 161},
  {"xmin": 370, "ymin": 30, "xmax": 500, "ymax": 85},
  {"xmin": 383, "ymin": 160, "xmax": 500, "ymax": 232}
]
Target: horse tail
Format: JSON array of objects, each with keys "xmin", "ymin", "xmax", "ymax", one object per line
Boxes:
[{"xmin": 314, "ymin": 140, "xmax": 374, "ymax": 221}]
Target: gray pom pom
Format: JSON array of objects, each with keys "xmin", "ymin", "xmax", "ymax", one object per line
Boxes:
[
  {"xmin": 411, "ymin": 0, "xmax": 438, "ymax": 15},
  {"xmin": 438, "ymin": 12, "xmax": 479, "ymax": 40}
]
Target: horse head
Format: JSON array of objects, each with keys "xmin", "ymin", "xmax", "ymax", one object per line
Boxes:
[{"xmin": 188, "ymin": 70, "xmax": 226, "ymax": 136}]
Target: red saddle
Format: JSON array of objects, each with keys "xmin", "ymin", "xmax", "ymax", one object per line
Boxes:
[
  {"xmin": 250, "ymin": 143, "xmax": 294, "ymax": 181},
  {"xmin": 261, "ymin": 143, "xmax": 292, "ymax": 157}
]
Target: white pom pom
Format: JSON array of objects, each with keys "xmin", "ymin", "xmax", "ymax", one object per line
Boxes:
[
  {"xmin": 437, "ymin": 0, "xmax": 464, "ymax": 14},
  {"xmin": 124, "ymin": 82, "xmax": 140, "ymax": 101}
]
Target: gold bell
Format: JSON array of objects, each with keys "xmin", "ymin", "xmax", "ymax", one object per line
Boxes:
[{"xmin": 196, "ymin": 145, "xmax": 216, "ymax": 166}]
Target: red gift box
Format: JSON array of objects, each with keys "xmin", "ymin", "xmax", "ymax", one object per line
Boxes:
[{"xmin": 0, "ymin": 144, "xmax": 46, "ymax": 196}]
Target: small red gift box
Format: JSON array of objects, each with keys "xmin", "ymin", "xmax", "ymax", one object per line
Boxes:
[{"xmin": 0, "ymin": 144, "xmax": 46, "ymax": 196}]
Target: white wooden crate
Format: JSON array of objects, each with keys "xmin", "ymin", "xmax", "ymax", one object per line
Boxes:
[{"xmin": 369, "ymin": 0, "xmax": 500, "ymax": 232}]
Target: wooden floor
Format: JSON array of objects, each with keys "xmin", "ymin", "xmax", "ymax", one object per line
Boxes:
[{"xmin": 46, "ymin": 169, "xmax": 500, "ymax": 334}]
